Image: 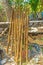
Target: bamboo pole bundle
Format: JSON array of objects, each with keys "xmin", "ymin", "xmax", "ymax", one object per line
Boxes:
[{"xmin": 7, "ymin": 7, "xmax": 29, "ymax": 65}]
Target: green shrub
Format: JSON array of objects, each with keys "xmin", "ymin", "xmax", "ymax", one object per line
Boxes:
[{"xmin": 0, "ymin": 4, "xmax": 3, "ymax": 11}]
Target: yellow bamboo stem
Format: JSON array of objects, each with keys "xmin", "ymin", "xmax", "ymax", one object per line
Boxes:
[
  {"xmin": 7, "ymin": 10, "xmax": 13, "ymax": 53},
  {"xmin": 16, "ymin": 11, "xmax": 19, "ymax": 64},
  {"xmin": 25, "ymin": 9, "xmax": 29, "ymax": 63},
  {"xmin": 26, "ymin": 15, "xmax": 28, "ymax": 63},
  {"xmin": 13, "ymin": 11, "xmax": 16, "ymax": 55},
  {"xmin": 7, "ymin": 7, "xmax": 29, "ymax": 65},
  {"xmin": 20, "ymin": 13, "xmax": 23, "ymax": 65}
]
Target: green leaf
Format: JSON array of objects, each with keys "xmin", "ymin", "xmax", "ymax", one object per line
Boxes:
[
  {"xmin": 8, "ymin": 0, "xmax": 14, "ymax": 6},
  {"xmin": 29, "ymin": 45, "xmax": 32, "ymax": 50},
  {"xmin": 29, "ymin": 0, "xmax": 39, "ymax": 12}
]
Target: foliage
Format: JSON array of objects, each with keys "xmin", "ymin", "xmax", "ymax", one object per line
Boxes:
[
  {"xmin": 40, "ymin": 0, "xmax": 43, "ymax": 12},
  {"xmin": 8, "ymin": 0, "xmax": 29, "ymax": 14},
  {"xmin": 0, "ymin": 4, "xmax": 3, "ymax": 11},
  {"xmin": 8, "ymin": 0, "xmax": 14, "ymax": 6},
  {"xmin": 29, "ymin": 0, "xmax": 39, "ymax": 12},
  {"xmin": 8, "ymin": 0, "xmax": 42, "ymax": 16},
  {"xmin": 40, "ymin": 38, "xmax": 43, "ymax": 40},
  {"xmin": 29, "ymin": 45, "xmax": 32, "ymax": 51},
  {"xmin": 8, "ymin": 0, "xmax": 24, "ymax": 7},
  {"xmin": 42, "ymin": 48, "xmax": 43, "ymax": 52}
]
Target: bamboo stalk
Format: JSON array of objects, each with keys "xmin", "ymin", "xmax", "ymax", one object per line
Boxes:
[
  {"xmin": 20, "ymin": 26, "xmax": 22, "ymax": 65},
  {"xmin": 20, "ymin": 12, "xmax": 23, "ymax": 65},
  {"xmin": 11, "ymin": 21, "xmax": 14, "ymax": 55},
  {"xmin": 16, "ymin": 10, "xmax": 19, "ymax": 64},
  {"xmin": 23, "ymin": 12, "xmax": 26, "ymax": 62},
  {"xmin": 14, "ymin": 11, "xmax": 17, "ymax": 63},
  {"xmin": 11, "ymin": 9, "xmax": 15, "ymax": 56},
  {"xmin": 7, "ymin": 9, "xmax": 13, "ymax": 53},
  {"xmin": 18, "ymin": 13, "xmax": 22, "ymax": 65},
  {"xmin": 14, "ymin": 13, "xmax": 17, "ymax": 61},
  {"xmin": 25, "ymin": 13, "xmax": 28, "ymax": 63},
  {"xmin": 26, "ymin": 16, "xmax": 28, "ymax": 63}
]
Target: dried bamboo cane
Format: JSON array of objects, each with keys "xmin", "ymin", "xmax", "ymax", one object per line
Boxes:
[
  {"xmin": 18, "ymin": 13, "xmax": 22, "ymax": 64},
  {"xmin": 14, "ymin": 11, "xmax": 17, "ymax": 63},
  {"xmin": 16, "ymin": 10, "xmax": 21, "ymax": 64},
  {"xmin": 14, "ymin": 13, "xmax": 17, "ymax": 61},
  {"xmin": 23, "ymin": 11, "xmax": 28, "ymax": 63},
  {"xmin": 13, "ymin": 10, "xmax": 15, "ymax": 59},
  {"xmin": 26, "ymin": 15, "xmax": 28, "ymax": 63},
  {"xmin": 16, "ymin": 10, "xmax": 19, "ymax": 65},
  {"xmin": 20, "ymin": 26, "xmax": 22, "ymax": 65},
  {"xmin": 11, "ymin": 9, "xmax": 15, "ymax": 56},
  {"xmin": 22, "ymin": 12, "xmax": 25, "ymax": 62},
  {"xmin": 20, "ymin": 13, "xmax": 23, "ymax": 65},
  {"xmin": 7, "ymin": 9, "xmax": 13, "ymax": 53},
  {"xmin": 10, "ymin": 17, "xmax": 14, "ymax": 56}
]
